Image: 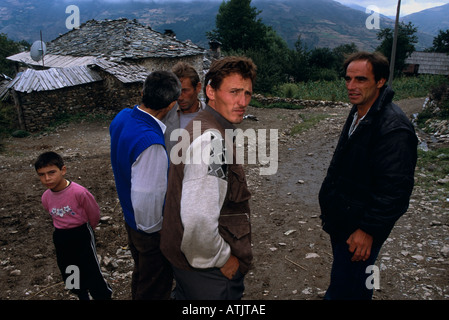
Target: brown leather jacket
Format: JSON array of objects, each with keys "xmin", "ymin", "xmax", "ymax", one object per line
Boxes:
[{"xmin": 160, "ymin": 106, "xmax": 253, "ymax": 274}]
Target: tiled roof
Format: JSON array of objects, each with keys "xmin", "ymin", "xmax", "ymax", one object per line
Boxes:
[
  {"xmin": 46, "ymin": 18, "xmax": 205, "ymax": 61},
  {"xmin": 405, "ymin": 52, "xmax": 449, "ymax": 75}
]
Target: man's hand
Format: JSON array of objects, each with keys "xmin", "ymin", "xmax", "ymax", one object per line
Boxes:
[
  {"xmin": 346, "ymin": 229, "xmax": 373, "ymax": 262},
  {"xmin": 220, "ymin": 254, "xmax": 239, "ymax": 279}
]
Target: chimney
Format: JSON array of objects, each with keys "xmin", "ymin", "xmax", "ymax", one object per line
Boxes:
[
  {"xmin": 209, "ymin": 40, "xmax": 222, "ymax": 59},
  {"xmin": 164, "ymin": 29, "xmax": 176, "ymax": 38}
]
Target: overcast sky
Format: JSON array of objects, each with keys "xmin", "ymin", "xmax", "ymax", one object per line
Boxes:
[
  {"xmin": 67, "ymin": 0, "xmax": 449, "ymax": 17},
  {"xmin": 335, "ymin": 0, "xmax": 449, "ymax": 16}
]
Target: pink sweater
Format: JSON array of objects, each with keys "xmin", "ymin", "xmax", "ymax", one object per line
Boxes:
[{"xmin": 41, "ymin": 181, "xmax": 100, "ymax": 229}]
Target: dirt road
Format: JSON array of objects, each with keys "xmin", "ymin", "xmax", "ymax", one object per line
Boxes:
[{"xmin": 1, "ymin": 98, "xmax": 448, "ymax": 300}]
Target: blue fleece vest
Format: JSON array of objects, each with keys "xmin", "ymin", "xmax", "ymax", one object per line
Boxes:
[{"xmin": 109, "ymin": 106, "xmax": 167, "ymax": 231}]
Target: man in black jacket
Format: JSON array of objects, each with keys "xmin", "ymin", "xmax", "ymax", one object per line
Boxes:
[{"xmin": 319, "ymin": 52, "xmax": 418, "ymax": 299}]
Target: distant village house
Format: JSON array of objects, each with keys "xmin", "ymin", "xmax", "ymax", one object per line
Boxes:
[
  {"xmin": 6, "ymin": 18, "xmax": 206, "ymax": 132},
  {"xmin": 404, "ymin": 51, "xmax": 449, "ymax": 76}
]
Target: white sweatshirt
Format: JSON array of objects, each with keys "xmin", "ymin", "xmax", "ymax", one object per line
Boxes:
[{"xmin": 179, "ymin": 129, "xmax": 231, "ymax": 269}]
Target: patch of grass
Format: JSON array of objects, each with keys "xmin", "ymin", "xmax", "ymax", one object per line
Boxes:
[
  {"xmin": 290, "ymin": 113, "xmax": 329, "ymax": 135},
  {"xmin": 392, "ymin": 75, "xmax": 449, "ymax": 100},
  {"xmin": 415, "ymin": 147, "xmax": 449, "ymax": 201},
  {"xmin": 274, "ymin": 79, "xmax": 348, "ymax": 102},
  {"xmin": 0, "ymin": 102, "xmax": 19, "ymax": 137},
  {"xmin": 273, "ymin": 75, "xmax": 449, "ymax": 102}
]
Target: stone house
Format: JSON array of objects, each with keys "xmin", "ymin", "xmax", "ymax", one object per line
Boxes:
[
  {"xmin": 9, "ymin": 60, "xmax": 151, "ymax": 131},
  {"xmin": 7, "ymin": 18, "xmax": 205, "ymax": 132},
  {"xmin": 404, "ymin": 52, "xmax": 449, "ymax": 76},
  {"xmin": 44, "ymin": 18, "xmax": 205, "ymax": 73}
]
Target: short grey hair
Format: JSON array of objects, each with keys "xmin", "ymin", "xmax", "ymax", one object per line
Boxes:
[{"xmin": 142, "ymin": 71, "xmax": 181, "ymax": 110}]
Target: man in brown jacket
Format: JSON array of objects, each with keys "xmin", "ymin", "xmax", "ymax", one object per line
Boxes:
[{"xmin": 160, "ymin": 56, "xmax": 257, "ymax": 300}]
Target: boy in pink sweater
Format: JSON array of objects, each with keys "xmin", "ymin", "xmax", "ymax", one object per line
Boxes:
[{"xmin": 35, "ymin": 151, "xmax": 112, "ymax": 300}]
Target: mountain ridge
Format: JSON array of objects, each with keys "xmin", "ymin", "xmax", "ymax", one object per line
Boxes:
[{"xmin": 0, "ymin": 0, "xmax": 444, "ymax": 51}]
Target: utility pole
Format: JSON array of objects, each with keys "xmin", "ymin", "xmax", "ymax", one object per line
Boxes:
[{"xmin": 388, "ymin": 0, "xmax": 401, "ymax": 87}]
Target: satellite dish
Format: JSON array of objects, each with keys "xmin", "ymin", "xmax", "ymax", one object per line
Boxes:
[{"xmin": 30, "ymin": 40, "xmax": 47, "ymax": 62}]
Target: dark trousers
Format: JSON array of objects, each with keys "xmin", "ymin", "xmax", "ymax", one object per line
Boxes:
[
  {"xmin": 125, "ymin": 223, "xmax": 173, "ymax": 300},
  {"xmin": 53, "ymin": 223, "xmax": 112, "ymax": 300},
  {"xmin": 324, "ymin": 236, "xmax": 382, "ymax": 300},
  {"xmin": 172, "ymin": 265, "xmax": 245, "ymax": 300}
]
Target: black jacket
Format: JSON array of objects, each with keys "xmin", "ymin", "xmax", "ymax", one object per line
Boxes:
[{"xmin": 319, "ymin": 86, "xmax": 418, "ymax": 245}]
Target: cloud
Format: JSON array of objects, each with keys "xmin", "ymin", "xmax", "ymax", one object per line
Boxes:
[
  {"xmin": 63, "ymin": 0, "xmax": 449, "ymax": 16},
  {"xmin": 336, "ymin": 0, "xmax": 449, "ymax": 16}
]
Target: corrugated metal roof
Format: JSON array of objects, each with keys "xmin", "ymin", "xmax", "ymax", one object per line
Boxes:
[
  {"xmin": 7, "ymin": 52, "xmax": 149, "ymax": 84},
  {"xmin": 405, "ymin": 52, "xmax": 449, "ymax": 75},
  {"xmin": 12, "ymin": 66, "xmax": 102, "ymax": 93},
  {"xmin": 0, "ymin": 75, "xmax": 13, "ymax": 101},
  {"xmin": 6, "ymin": 52, "xmax": 96, "ymax": 68}
]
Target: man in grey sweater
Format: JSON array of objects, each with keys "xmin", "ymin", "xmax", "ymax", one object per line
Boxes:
[
  {"xmin": 162, "ymin": 61, "xmax": 206, "ymax": 157},
  {"xmin": 160, "ymin": 56, "xmax": 257, "ymax": 300}
]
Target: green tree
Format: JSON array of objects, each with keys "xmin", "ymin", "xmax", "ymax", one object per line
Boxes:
[
  {"xmin": 332, "ymin": 43, "xmax": 358, "ymax": 77},
  {"xmin": 287, "ymin": 35, "xmax": 311, "ymax": 82},
  {"xmin": 376, "ymin": 22, "xmax": 418, "ymax": 77},
  {"xmin": 206, "ymin": 0, "xmax": 268, "ymax": 52},
  {"xmin": 0, "ymin": 33, "xmax": 29, "ymax": 77},
  {"xmin": 246, "ymin": 27, "xmax": 291, "ymax": 93},
  {"xmin": 227, "ymin": 27, "xmax": 291, "ymax": 94},
  {"xmin": 429, "ymin": 29, "xmax": 449, "ymax": 54}
]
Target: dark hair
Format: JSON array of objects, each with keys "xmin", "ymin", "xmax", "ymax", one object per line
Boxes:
[
  {"xmin": 343, "ymin": 51, "xmax": 390, "ymax": 82},
  {"xmin": 172, "ymin": 62, "xmax": 200, "ymax": 88},
  {"xmin": 142, "ymin": 71, "xmax": 181, "ymax": 110},
  {"xmin": 34, "ymin": 151, "xmax": 64, "ymax": 171},
  {"xmin": 204, "ymin": 56, "xmax": 257, "ymax": 103}
]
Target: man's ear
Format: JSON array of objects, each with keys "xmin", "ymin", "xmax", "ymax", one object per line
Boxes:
[
  {"xmin": 196, "ymin": 81, "xmax": 202, "ymax": 94},
  {"xmin": 206, "ymin": 84, "xmax": 215, "ymax": 102},
  {"xmin": 377, "ymin": 78, "xmax": 386, "ymax": 88}
]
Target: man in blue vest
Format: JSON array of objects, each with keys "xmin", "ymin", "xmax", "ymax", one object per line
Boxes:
[{"xmin": 110, "ymin": 71, "xmax": 181, "ymax": 299}]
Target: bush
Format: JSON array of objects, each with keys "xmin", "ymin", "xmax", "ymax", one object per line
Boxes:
[
  {"xmin": 11, "ymin": 130, "xmax": 30, "ymax": 138},
  {"xmin": 274, "ymin": 79, "xmax": 348, "ymax": 101},
  {"xmin": 416, "ymin": 81, "xmax": 449, "ymax": 127},
  {"xmin": 0, "ymin": 102, "xmax": 19, "ymax": 137},
  {"xmin": 277, "ymin": 83, "xmax": 299, "ymax": 98},
  {"xmin": 308, "ymin": 68, "xmax": 339, "ymax": 82},
  {"xmin": 391, "ymin": 75, "xmax": 448, "ymax": 100}
]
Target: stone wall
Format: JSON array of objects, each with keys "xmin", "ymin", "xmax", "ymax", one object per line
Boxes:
[
  {"xmin": 252, "ymin": 93, "xmax": 351, "ymax": 108},
  {"xmin": 16, "ymin": 82, "xmax": 103, "ymax": 132},
  {"xmin": 13, "ymin": 53, "xmax": 205, "ymax": 132},
  {"xmin": 15, "ymin": 76, "xmax": 142, "ymax": 132},
  {"xmin": 99, "ymin": 72, "xmax": 142, "ymax": 111}
]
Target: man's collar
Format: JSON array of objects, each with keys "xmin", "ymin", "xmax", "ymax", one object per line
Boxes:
[
  {"xmin": 204, "ymin": 105, "xmax": 236, "ymax": 130},
  {"xmin": 136, "ymin": 106, "xmax": 167, "ymax": 133},
  {"xmin": 352, "ymin": 85, "xmax": 395, "ymax": 119},
  {"xmin": 176, "ymin": 100, "xmax": 206, "ymax": 114}
]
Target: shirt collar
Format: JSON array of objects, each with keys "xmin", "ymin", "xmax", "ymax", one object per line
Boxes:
[
  {"xmin": 136, "ymin": 106, "xmax": 167, "ymax": 133},
  {"xmin": 175, "ymin": 100, "xmax": 206, "ymax": 113},
  {"xmin": 204, "ymin": 105, "xmax": 235, "ymax": 131}
]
